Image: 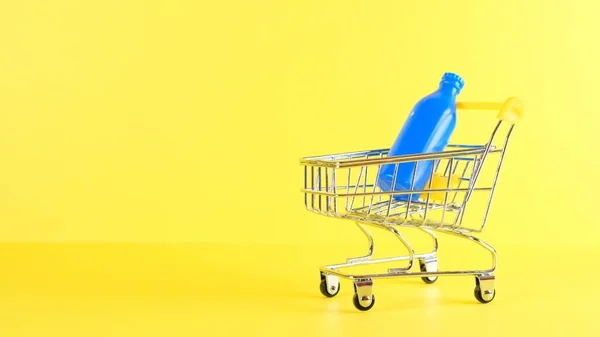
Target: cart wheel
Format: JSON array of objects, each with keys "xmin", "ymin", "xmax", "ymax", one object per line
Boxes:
[
  {"xmin": 474, "ymin": 286, "xmax": 495, "ymax": 303},
  {"xmin": 353, "ymin": 293, "xmax": 376, "ymax": 311},
  {"xmin": 419, "ymin": 257, "xmax": 438, "ymax": 284},
  {"xmin": 474, "ymin": 275, "xmax": 496, "ymax": 303},
  {"xmin": 421, "ymin": 276, "xmax": 438, "ymax": 284},
  {"xmin": 319, "ymin": 273, "xmax": 340, "ymax": 298},
  {"xmin": 352, "ymin": 278, "xmax": 375, "ymax": 311},
  {"xmin": 319, "ymin": 279, "xmax": 340, "ymax": 298}
]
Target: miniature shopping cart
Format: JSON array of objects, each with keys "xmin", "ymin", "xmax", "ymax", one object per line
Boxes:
[{"xmin": 299, "ymin": 97, "xmax": 523, "ymax": 311}]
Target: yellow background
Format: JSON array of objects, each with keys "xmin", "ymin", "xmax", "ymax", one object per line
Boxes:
[
  {"xmin": 1, "ymin": 0, "xmax": 598, "ymax": 246},
  {"xmin": 1, "ymin": 0, "xmax": 599, "ymax": 336}
]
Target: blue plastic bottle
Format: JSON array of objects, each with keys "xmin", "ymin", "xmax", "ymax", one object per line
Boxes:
[{"xmin": 377, "ymin": 72, "xmax": 464, "ymax": 202}]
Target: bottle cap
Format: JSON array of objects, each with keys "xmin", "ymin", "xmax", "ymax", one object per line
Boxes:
[{"xmin": 441, "ymin": 72, "xmax": 465, "ymax": 92}]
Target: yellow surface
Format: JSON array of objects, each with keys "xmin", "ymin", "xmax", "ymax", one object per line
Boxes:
[
  {"xmin": 0, "ymin": 0, "xmax": 599, "ymax": 335},
  {"xmin": 0, "ymin": 243, "xmax": 598, "ymax": 336}
]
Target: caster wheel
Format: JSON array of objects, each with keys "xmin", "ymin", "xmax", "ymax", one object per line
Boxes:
[
  {"xmin": 419, "ymin": 258, "xmax": 438, "ymax": 284},
  {"xmin": 474, "ymin": 286, "xmax": 495, "ymax": 303},
  {"xmin": 353, "ymin": 293, "xmax": 376, "ymax": 311},
  {"xmin": 319, "ymin": 274, "xmax": 340, "ymax": 298},
  {"xmin": 474, "ymin": 275, "xmax": 496, "ymax": 303},
  {"xmin": 421, "ymin": 276, "xmax": 438, "ymax": 284}
]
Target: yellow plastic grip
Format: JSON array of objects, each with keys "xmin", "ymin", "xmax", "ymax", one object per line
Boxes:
[{"xmin": 456, "ymin": 97, "xmax": 524, "ymax": 124}]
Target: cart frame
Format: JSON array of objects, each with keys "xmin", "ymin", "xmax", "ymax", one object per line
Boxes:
[{"xmin": 299, "ymin": 97, "xmax": 523, "ymax": 311}]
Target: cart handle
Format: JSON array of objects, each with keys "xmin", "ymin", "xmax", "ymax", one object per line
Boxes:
[{"xmin": 456, "ymin": 97, "xmax": 523, "ymax": 125}]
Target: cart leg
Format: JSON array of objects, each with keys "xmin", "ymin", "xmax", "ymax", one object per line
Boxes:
[
  {"xmin": 474, "ymin": 274, "xmax": 496, "ymax": 303},
  {"xmin": 417, "ymin": 227, "xmax": 439, "ymax": 284},
  {"xmin": 418, "ymin": 227, "xmax": 439, "ymax": 256},
  {"xmin": 352, "ymin": 278, "xmax": 375, "ymax": 311},
  {"xmin": 346, "ymin": 222, "xmax": 374, "ymax": 263},
  {"xmin": 434, "ymin": 227, "xmax": 497, "ymax": 274},
  {"xmin": 386, "ymin": 225, "xmax": 415, "ymax": 273}
]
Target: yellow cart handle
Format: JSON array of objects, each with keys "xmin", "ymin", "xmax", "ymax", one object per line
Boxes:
[{"xmin": 456, "ymin": 97, "xmax": 524, "ymax": 124}]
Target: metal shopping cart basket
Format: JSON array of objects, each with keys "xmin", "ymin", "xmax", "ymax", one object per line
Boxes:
[{"xmin": 299, "ymin": 97, "xmax": 523, "ymax": 311}]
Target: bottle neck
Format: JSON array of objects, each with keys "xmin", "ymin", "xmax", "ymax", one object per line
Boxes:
[{"xmin": 439, "ymin": 83, "xmax": 460, "ymax": 96}]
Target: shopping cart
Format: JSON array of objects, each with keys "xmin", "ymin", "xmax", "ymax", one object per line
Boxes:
[{"xmin": 299, "ymin": 97, "xmax": 523, "ymax": 311}]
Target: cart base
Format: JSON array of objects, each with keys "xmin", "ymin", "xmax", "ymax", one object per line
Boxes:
[{"xmin": 317, "ymin": 222, "xmax": 497, "ymax": 311}]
